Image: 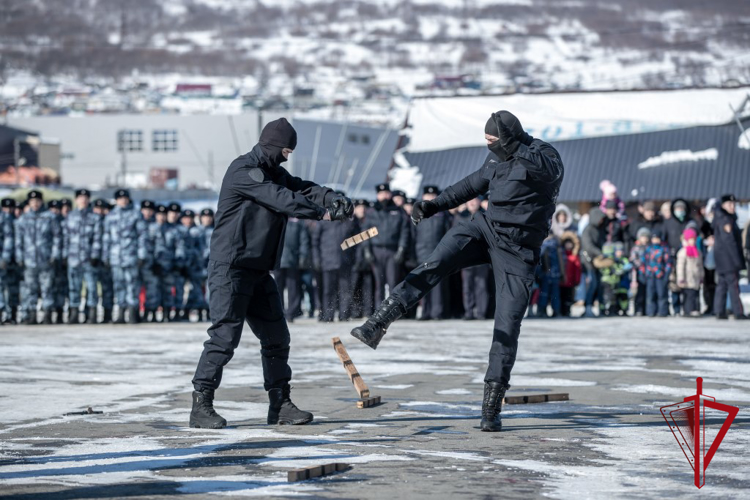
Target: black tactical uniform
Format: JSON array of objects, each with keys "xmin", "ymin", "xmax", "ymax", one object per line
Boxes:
[
  {"xmin": 352, "ymin": 111, "xmax": 564, "ymax": 432},
  {"xmin": 191, "ymin": 118, "xmax": 352, "ymax": 429}
]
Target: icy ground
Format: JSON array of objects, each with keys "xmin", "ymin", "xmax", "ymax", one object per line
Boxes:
[{"xmin": 0, "ymin": 317, "xmax": 748, "ymax": 499}]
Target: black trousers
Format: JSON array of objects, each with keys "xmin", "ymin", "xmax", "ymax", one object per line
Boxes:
[
  {"xmin": 683, "ymin": 288, "xmax": 699, "ymax": 315},
  {"xmin": 320, "ymin": 268, "xmax": 352, "ymax": 321},
  {"xmin": 273, "ymin": 268, "xmax": 301, "ymax": 320},
  {"xmin": 462, "ymin": 264, "xmax": 490, "ymax": 318},
  {"xmin": 389, "ymin": 214, "xmax": 535, "ymax": 386},
  {"xmin": 350, "ymin": 269, "xmax": 374, "ymax": 318},
  {"xmin": 560, "ymin": 286, "xmax": 575, "ymax": 317},
  {"xmin": 703, "ymin": 269, "xmax": 716, "ymax": 314},
  {"xmin": 193, "ymin": 261, "xmax": 292, "ymax": 392},
  {"xmin": 714, "ymin": 271, "xmax": 744, "ymax": 317},
  {"xmin": 371, "ymin": 246, "xmax": 400, "ymax": 305}
]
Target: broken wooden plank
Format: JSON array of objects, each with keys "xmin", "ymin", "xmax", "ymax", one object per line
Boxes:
[
  {"xmin": 332, "ymin": 336, "xmax": 370, "ymax": 398},
  {"xmin": 340, "ymin": 226, "xmax": 379, "ymax": 250},
  {"xmin": 503, "ymin": 393, "xmax": 569, "ymax": 405},
  {"xmin": 356, "ymin": 395, "xmax": 382, "ymax": 408},
  {"xmin": 287, "ymin": 463, "xmax": 352, "ymax": 482}
]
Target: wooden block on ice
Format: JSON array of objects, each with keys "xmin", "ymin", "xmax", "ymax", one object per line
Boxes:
[
  {"xmin": 287, "ymin": 463, "xmax": 352, "ymax": 482},
  {"xmin": 503, "ymin": 393, "xmax": 569, "ymax": 405},
  {"xmin": 357, "ymin": 395, "xmax": 382, "ymax": 408},
  {"xmin": 332, "ymin": 336, "xmax": 370, "ymax": 398},
  {"xmin": 340, "ymin": 227, "xmax": 379, "ymax": 250}
]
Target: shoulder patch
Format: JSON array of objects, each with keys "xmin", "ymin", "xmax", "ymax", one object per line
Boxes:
[{"xmin": 248, "ymin": 167, "xmax": 265, "ymax": 183}]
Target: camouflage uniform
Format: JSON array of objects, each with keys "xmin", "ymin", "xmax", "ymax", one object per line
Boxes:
[
  {"xmin": 144, "ymin": 208, "xmax": 177, "ymax": 318},
  {"xmin": 15, "ymin": 205, "xmax": 62, "ymax": 322},
  {"xmin": 182, "ymin": 221, "xmax": 207, "ymax": 311},
  {"xmin": 102, "ymin": 198, "xmax": 148, "ymax": 320},
  {"xmin": 49, "ymin": 201, "xmax": 68, "ymax": 320},
  {"xmin": 168, "ymin": 221, "xmax": 187, "ymax": 314},
  {"xmin": 63, "ymin": 205, "xmax": 103, "ymax": 320},
  {"xmin": 0, "ymin": 210, "xmax": 14, "ymax": 322},
  {"xmin": 200, "ymin": 220, "xmax": 214, "ymax": 309}
]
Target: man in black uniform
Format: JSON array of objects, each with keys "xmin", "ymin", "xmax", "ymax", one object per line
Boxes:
[
  {"xmin": 191, "ymin": 118, "xmax": 353, "ymax": 429},
  {"xmin": 415, "ymin": 186, "xmax": 452, "ymax": 320},
  {"xmin": 364, "ymin": 183, "xmax": 410, "ymax": 305},
  {"xmin": 351, "ymin": 110, "xmax": 564, "ymax": 432}
]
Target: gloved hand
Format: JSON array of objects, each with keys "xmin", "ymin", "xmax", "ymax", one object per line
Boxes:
[
  {"xmin": 90, "ymin": 258, "xmax": 100, "ymax": 268},
  {"xmin": 363, "ymin": 247, "xmax": 375, "ymax": 265},
  {"xmin": 329, "ymin": 194, "xmax": 354, "ymax": 220},
  {"xmin": 411, "ymin": 200, "xmax": 438, "ymax": 225},
  {"xmin": 394, "ymin": 247, "xmax": 406, "ymax": 265}
]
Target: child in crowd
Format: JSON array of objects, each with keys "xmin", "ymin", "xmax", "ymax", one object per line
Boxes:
[
  {"xmin": 599, "ymin": 242, "xmax": 632, "ymax": 316},
  {"xmin": 559, "ymin": 231, "xmax": 582, "ymax": 317},
  {"xmin": 676, "ymin": 227, "xmax": 704, "ymax": 317},
  {"xmin": 537, "ymin": 232, "xmax": 565, "ymax": 317},
  {"xmin": 629, "ymin": 227, "xmax": 651, "ymax": 316},
  {"xmin": 641, "ymin": 229, "xmax": 672, "ymax": 317},
  {"xmin": 599, "ymin": 179, "xmax": 626, "ymax": 220}
]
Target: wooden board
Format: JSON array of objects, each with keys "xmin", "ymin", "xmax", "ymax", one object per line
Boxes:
[
  {"xmin": 503, "ymin": 393, "xmax": 569, "ymax": 405},
  {"xmin": 332, "ymin": 337, "xmax": 370, "ymax": 398},
  {"xmin": 340, "ymin": 227, "xmax": 379, "ymax": 250},
  {"xmin": 287, "ymin": 463, "xmax": 351, "ymax": 482},
  {"xmin": 357, "ymin": 396, "xmax": 382, "ymax": 408}
]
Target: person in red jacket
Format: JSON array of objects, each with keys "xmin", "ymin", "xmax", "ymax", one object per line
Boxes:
[{"xmin": 559, "ymin": 231, "xmax": 582, "ymax": 316}]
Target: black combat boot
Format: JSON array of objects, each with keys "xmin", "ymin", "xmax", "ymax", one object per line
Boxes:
[
  {"xmin": 113, "ymin": 308, "xmax": 125, "ymax": 324},
  {"xmin": 42, "ymin": 309, "xmax": 53, "ymax": 325},
  {"xmin": 350, "ymin": 296, "xmax": 406, "ymax": 350},
  {"xmin": 480, "ymin": 381, "xmax": 510, "ymax": 432},
  {"xmin": 68, "ymin": 309, "xmax": 79, "ymax": 324},
  {"xmin": 87, "ymin": 306, "xmax": 98, "ymax": 324},
  {"xmin": 189, "ymin": 388, "xmax": 227, "ymax": 429},
  {"xmin": 102, "ymin": 308, "xmax": 112, "ymax": 324},
  {"xmin": 127, "ymin": 307, "xmax": 139, "ymax": 324},
  {"xmin": 267, "ymin": 385, "xmax": 314, "ymax": 425},
  {"xmin": 55, "ymin": 308, "xmax": 64, "ymax": 324},
  {"xmin": 7, "ymin": 306, "xmax": 18, "ymax": 325}
]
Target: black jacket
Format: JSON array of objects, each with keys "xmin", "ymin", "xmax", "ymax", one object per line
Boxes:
[
  {"xmin": 210, "ymin": 144, "xmax": 333, "ymax": 270},
  {"xmin": 627, "ymin": 215, "xmax": 663, "ymax": 246},
  {"xmin": 416, "ymin": 210, "xmax": 452, "ymax": 262},
  {"xmin": 431, "ymin": 139, "xmax": 564, "ymax": 250},
  {"xmin": 663, "ymin": 198, "xmax": 693, "ymax": 254},
  {"xmin": 278, "ymin": 218, "xmax": 310, "ymax": 270},
  {"xmin": 581, "ymin": 208, "xmax": 606, "ymax": 270},
  {"xmin": 312, "ymin": 218, "xmax": 359, "ymax": 271},
  {"xmin": 712, "ymin": 206, "xmax": 745, "ymax": 274},
  {"xmin": 367, "ymin": 200, "xmax": 410, "ymax": 251}
]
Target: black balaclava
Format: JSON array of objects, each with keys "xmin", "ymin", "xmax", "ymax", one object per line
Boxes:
[
  {"xmin": 485, "ymin": 110, "xmax": 533, "ymax": 162},
  {"xmin": 259, "ymin": 118, "xmax": 298, "ymax": 167}
]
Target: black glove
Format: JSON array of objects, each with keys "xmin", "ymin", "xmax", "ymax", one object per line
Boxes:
[
  {"xmin": 329, "ymin": 193, "xmax": 354, "ymax": 220},
  {"xmin": 394, "ymin": 247, "xmax": 406, "ymax": 265},
  {"xmin": 363, "ymin": 247, "xmax": 375, "ymax": 265},
  {"xmin": 411, "ymin": 200, "xmax": 438, "ymax": 225},
  {"xmin": 90, "ymin": 258, "xmax": 100, "ymax": 268}
]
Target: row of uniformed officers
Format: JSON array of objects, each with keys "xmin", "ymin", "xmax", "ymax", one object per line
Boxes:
[
  {"xmin": 0, "ymin": 183, "xmax": 492, "ymax": 325},
  {"xmin": 0, "ymin": 188, "xmax": 214, "ymax": 324}
]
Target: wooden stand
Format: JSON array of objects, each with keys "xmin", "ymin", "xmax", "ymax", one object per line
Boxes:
[
  {"xmin": 340, "ymin": 227, "xmax": 379, "ymax": 250},
  {"xmin": 503, "ymin": 393, "xmax": 569, "ymax": 405},
  {"xmin": 287, "ymin": 463, "xmax": 351, "ymax": 482},
  {"xmin": 332, "ymin": 336, "xmax": 382, "ymax": 408}
]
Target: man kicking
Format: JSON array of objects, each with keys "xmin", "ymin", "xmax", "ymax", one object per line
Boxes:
[
  {"xmin": 351, "ymin": 110, "xmax": 564, "ymax": 432},
  {"xmin": 191, "ymin": 117, "xmax": 353, "ymax": 429}
]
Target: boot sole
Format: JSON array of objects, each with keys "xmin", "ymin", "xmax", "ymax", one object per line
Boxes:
[
  {"xmin": 350, "ymin": 329, "xmax": 380, "ymax": 350},
  {"xmin": 480, "ymin": 422, "xmax": 502, "ymax": 432},
  {"xmin": 189, "ymin": 418, "xmax": 227, "ymax": 429},
  {"xmin": 268, "ymin": 415, "xmax": 314, "ymax": 426}
]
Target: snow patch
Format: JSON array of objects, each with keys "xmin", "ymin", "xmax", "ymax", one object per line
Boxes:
[{"xmin": 637, "ymin": 148, "xmax": 718, "ymax": 169}]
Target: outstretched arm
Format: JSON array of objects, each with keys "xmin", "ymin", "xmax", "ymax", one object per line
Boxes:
[
  {"xmin": 232, "ymin": 165, "xmax": 326, "ymax": 220},
  {"xmin": 431, "ymin": 157, "xmax": 492, "ymax": 212}
]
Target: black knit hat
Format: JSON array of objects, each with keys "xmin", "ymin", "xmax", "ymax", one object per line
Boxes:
[
  {"xmin": 259, "ymin": 118, "xmax": 297, "ymax": 150},
  {"xmin": 485, "ymin": 110, "xmax": 533, "ymax": 146}
]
